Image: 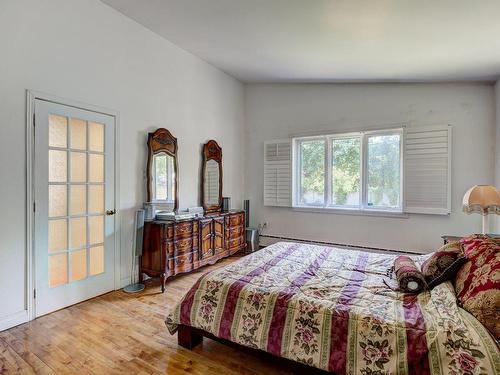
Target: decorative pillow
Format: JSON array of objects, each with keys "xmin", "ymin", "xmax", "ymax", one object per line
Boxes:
[
  {"xmin": 421, "ymin": 241, "xmax": 464, "ymax": 286},
  {"xmin": 427, "ymin": 256, "xmax": 467, "ymax": 289},
  {"xmin": 394, "ymin": 255, "xmax": 426, "ymax": 293},
  {"xmin": 454, "ymin": 235, "xmax": 500, "ymax": 339}
]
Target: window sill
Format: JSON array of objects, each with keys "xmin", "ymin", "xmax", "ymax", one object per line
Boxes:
[{"xmin": 291, "ymin": 206, "xmax": 409, "ymax": 218}]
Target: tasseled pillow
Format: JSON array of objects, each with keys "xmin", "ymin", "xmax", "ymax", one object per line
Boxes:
[{"xmin": 394, "ymin": 255, "xmax": 426, "ymax": 293}]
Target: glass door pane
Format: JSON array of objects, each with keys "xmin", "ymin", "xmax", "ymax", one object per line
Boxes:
[{"xmin": 47, "ymin": 115, "xmax": 107, "ymax": 289}]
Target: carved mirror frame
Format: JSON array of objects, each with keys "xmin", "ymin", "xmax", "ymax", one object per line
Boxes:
[
  {"xmin": 201, "ymin": 140, "xmax": 223, "ymax": 212},
  {"xmin": 146, "ymin": 128, "xmax": 178, "ymax": 211}
]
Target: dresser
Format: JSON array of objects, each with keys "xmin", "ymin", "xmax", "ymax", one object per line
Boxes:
[{"xmin": 140, "ymin": 210, "xmax": 246, "ymax": 292}]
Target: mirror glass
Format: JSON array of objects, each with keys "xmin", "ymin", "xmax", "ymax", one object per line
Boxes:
[
  {"xmin": 146, "ymin": 128, "xmax": 178, "ymax": 211},
  {"xmin": 204, "ymin": 160, "xmax": 220, "ymax": 206},
  {"xmin": 153, "ymin": 152, "xmax": 175, "ymax": 202}
]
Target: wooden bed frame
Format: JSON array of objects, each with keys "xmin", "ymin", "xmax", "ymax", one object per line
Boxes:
[{"xmin": 177, "ymin": 324, "xmax": 332, "ymax": 374}]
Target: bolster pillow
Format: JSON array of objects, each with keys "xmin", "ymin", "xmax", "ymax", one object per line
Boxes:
[{"xmin": 394, "ymin": 255, "xmax": 426, "ymax": 293}]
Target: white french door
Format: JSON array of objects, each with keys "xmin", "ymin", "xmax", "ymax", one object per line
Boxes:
[{"xmin": 34, "ymin": 99, "xmax": 116, "ymax": 317}]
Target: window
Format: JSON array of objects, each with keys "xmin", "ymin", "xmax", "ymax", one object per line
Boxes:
[
  {"xmin": 265, "ymin": 125, "xmax": 450, "ymax": 215},
  {"xmin": 293, "ymin": 129, "xmax": 402, "ymax": 212}
]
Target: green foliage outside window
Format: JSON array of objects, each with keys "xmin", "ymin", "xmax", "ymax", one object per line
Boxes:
[
  {"xmin": 300, "ymin": 140, "xmax": 324, "ymax": 204},
  {"xmin": 332, "ymin": 138, "xmax": 360, "ymax": 205},
  {"xmin": 367, "ymin": 135, "xmax": 400, "ymax": 207}
]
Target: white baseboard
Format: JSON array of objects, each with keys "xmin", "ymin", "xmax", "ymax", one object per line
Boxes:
[{"xmin": 0, "ymin": 310, "xmax": 29, "ymax": 332}]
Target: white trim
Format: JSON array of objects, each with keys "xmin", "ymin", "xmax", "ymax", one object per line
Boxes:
[
  {"xmin": 403, "ymin": 207, "xmax": 450, "ymax": 215},
  {"xmin": 113, "ymin": 110, "xmax": 121, "ymax": 291},
  {"xmin": 26, "ymin": 90, "xmax": 120, "ymax": 325},
  {"xmin": 325, "ymin": 136, "xmax": 332, "ymax": 205},
  {"xmin": 0, "ymin": 310, "xmax": 29, "ymax": 332},
  {"xmin": 292, "ymin": 206, "xmax": 409, "ymax": 218},
  {"xmin": 447, "ymin": 125, "xmax": 452, "ymax": 213},
  {"xmin": 400, "ymin": 127, "xmax": 406, "ymax": 212},
  {"xmin": 361, "ymin": 132, "xmax": 368, "ymax": 208},
  {"xmin": 26, "ymin": 91, "xmax": 35, "ymax": 324},
  {"xmin": 289, "ymin": 122, "xmax": 407, "ymax": 139},
  {"xmin": 28, "ymin": 90, "xmax": 120, "ymax": 117}
]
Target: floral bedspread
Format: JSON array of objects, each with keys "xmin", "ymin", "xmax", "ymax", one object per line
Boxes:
[{"xmin": 166, "ymin": 242, "xmax": 499, "ymax": 374}]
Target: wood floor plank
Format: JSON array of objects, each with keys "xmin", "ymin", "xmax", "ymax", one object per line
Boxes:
[
  {"xmin": 0, "ymin": 332, "xmax": 55, "ymax": 375},
  {"xmin": 0, "ymin": 336, "xmax": 39, "ymax": 375},
  {"xmin": 0, "ymin": 255, "xmax": 300, "ymax": 374}
]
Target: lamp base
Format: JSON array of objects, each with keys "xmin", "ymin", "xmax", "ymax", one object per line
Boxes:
[{"xmin": 482, "ymin": 214, "xmax": 489, "ymax": 235}]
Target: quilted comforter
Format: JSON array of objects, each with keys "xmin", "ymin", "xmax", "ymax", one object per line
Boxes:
[{"xmin": 166, "ymin": 242, "xmax": 499, "ymax": 374}]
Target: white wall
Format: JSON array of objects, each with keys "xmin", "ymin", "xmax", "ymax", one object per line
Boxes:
[
  {"xmin": 244, "ymin": 83, "xmax": 496, "ymax": 252},
  {"xmin": 0, "ymin": 0, "xmax": 244, "ymax": 328}
]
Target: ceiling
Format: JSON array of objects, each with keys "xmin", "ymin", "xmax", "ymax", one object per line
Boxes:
[{"xmin": 102, "ymin": 0, "xmax": 500, "ymax": 83}]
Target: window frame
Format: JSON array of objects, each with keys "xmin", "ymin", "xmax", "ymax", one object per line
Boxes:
[{"xmin": 292, "ymin": 128, "xmax": 403, "ymax": 213}]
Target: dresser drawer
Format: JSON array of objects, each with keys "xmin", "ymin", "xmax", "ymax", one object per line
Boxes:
[
  {"xmin": 174, "ymin": 237, "xmax": 193, "ymax": 255},
  {"xmin": 174, "ymin": 221, "xmax": 194, "ymax": 239},
  {"xmin": 227, "ymin": 225, "xmax": 244, "ymax": 239},
  {"xmin": 173, "ymin": 252, "xmax": 194, "ymax": 274},
  {"xmin": 227, "ymin": 213, "xmax": 244, "ymax": 227},
  {"xmin": 227, "ymin": 236, "xmax": 244, "ymax": 250}
]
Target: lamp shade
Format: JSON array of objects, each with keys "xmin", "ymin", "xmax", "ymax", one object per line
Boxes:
[{"xmin": 462, "ymin": 185, "xmax": 500, "ymax": 215}]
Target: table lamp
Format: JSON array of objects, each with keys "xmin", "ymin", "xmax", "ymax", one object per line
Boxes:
[{"xmin": 462, "ymin": 185, "xmax": 500, "ymax": 234}]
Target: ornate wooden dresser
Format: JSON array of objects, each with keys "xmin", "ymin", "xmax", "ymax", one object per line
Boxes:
[{"xmin": 140, "ymin": 210, "xmax": 246, "ymax": 292}]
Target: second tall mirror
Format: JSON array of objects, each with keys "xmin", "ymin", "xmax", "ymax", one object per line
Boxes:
[{"xmin": 201, "ymin": 140, "xmax": 222, "ymax": 212}]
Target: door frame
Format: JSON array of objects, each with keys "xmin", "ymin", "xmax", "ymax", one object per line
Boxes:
[{"xmin": 26, "ymin": 89, "xmax": 121, "ymax": 321}]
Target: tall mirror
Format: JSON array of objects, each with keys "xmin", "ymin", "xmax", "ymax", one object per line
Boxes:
[
  {"xmin": 201, "ymin": 140, "xmax": 222, "ymax": 212},
  {"xmin": 146, "ymin": 128, "xmax": 178, "ymax": 211}
]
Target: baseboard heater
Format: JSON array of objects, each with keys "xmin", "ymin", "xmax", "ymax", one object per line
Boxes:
[{"xmin": 259, "ymin": 234, "xmax": 423, "ymax": 255}]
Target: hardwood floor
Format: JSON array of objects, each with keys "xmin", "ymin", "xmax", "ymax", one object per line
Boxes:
[{"xmin": 0, "ymin": 256, "xmax": 299, "ymax": 375}]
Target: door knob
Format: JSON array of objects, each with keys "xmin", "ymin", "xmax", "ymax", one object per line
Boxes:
[{"xmin": 106, "ymin": 209, "xmax": 116, "ymax": 216}]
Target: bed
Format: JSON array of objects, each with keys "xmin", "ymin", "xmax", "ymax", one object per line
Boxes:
[{"xmin": 166, "ymin": 242, "xmax": 499, "ymax": 374}]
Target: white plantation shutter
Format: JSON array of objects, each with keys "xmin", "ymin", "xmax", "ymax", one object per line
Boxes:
[
  {"xmin": 264, "ymin": 139, "xmax": 292, "ymax": 206},
  {"xmin": 404, "ymin": 125, "xmax": 452, "ymax": 215}
]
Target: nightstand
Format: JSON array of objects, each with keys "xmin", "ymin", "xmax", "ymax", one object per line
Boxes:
[{"xmin": 441, "ymin": 234, "xmax": 500, "ymax": 245}]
